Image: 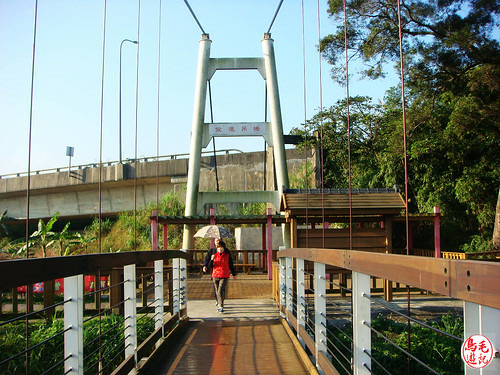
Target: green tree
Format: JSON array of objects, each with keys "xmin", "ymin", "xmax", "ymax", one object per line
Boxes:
[
  {"xmin": 320, "ymin": 0, "xmax": 500, "ymax": 88},
  {"xmin": 292, "ymin": 96, "xmax": 390, "ymax": 189},
  {"xmin": 315, "ymin": 0, "xmax": 500, "ymax": 251}
]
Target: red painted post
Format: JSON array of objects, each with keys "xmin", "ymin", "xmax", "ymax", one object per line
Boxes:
[
  {"xmin": 434, "ymin": 206, "xmax": 441, "ymax": 258},
  {"xmin": 262, "ymin": 223, "xmax": 266, "ymax": 269},
  {"xmin": 408, "ymin": 222, "xmax": 413, "ymax": 255},
  {"xmin": 151, "ymin": 210, "xmax": 158, "ymax": 250},
  {"xmin": 163, "ymin": 224, "xmax": 168, "ymax": 250},
  {"xmin": 267, "ymin": 208, "xmax": 273, "ymax": 280},
  {"xmin": 210, "ymin": 208, "xmax": 215, "ymax": 248}
]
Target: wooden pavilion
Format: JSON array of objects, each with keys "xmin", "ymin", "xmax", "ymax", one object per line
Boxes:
[
  {"xmin": 280, "ymin": 188, "xmax": 406, "ymax": 252},
  {"xmin": 280, "ymin": 188, "xmax": 442, "ymax": 300}
]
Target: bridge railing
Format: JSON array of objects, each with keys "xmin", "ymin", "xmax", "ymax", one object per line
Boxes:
[
  {"xmin": 0, "ymin": 149, "xmax": 243, "ymax": 179},
  {"xmin": 275, "ymin": 248, "xmax": 500, "ymax": 375},
  {"xmin": 185, "ymin": 249, "xmax": 275, "ymax": 274},
  {"xmin": 0, "ymin": 250, "xmax": 188, "ymax": 375}
]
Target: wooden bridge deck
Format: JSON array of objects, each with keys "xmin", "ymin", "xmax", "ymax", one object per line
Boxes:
[
  {"xmin": 139, "ymin": 274, "xmax": 313, "ymax": 374},
  {"xmin": 187, "ymin": 273, "xmax": 273, "ymax": 300},
  {"xmin": 145, "ymin": 318, "xmax": 310, "ymax": 375}
]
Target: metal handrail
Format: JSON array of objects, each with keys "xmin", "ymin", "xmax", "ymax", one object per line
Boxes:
[
  {"xmin": 276, "ymin": 248, "xmax": 500, "ymax": 375},
  {"xmin": 0, "ymin": 149, "xmax": 244, "ymax": 179}
]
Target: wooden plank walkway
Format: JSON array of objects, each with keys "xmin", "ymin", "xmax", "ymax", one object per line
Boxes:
[
  {"xmin": 145, "ymin": 318, "xmax": 310, "ymax": 375},
  {"xmin": 187, "ymin": 273, "xmax": 273, "ymax": 300},
  {"xmin": 140, "ymin": 274, "xmax": 313, "ymax": 374}
]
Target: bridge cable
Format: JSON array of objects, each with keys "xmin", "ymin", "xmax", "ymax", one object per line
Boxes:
[
  {"xmin": 97, "ymin": 0, "xmax": 109, "ymax": 369},
  {"xmin": 156, "ymin": 0, "xmax": 163, "ymax": 209},
  {"xmin": 98, "ymin": 0, "xmax": 108, "ymax": 255},
  {"xmin": 208, "ymin": 80, "xmax": 220, "ymax": 191},
  {"xmin": 316, "ymin": 0, "xmax": 326, "ymax": 248},
  {"xmin": 182, "ymin": 0, "xmax": 207, "ymax": 35},
  {"xmin": 25, "ymin": 1, "xmax": 39, "ymax": 371},
  {"xmin": 25, "ymin": 0, "xmax": 39, "ymax": 262},
  {"xmin": 300, "ymin": 0, "xmax": 310, "ymax": 248},
  {"xmin": 396, "ymin": 0, "xmax": 412, "ymax": 371},
  {"xmin": 343, "ymin": 0, "xmax": 353, "ymax": 250},
  {"xmin": 134, "ymin": 0, "xmax": 142, "ymax": 249},
  {"xmin": 267, "ymin": 0, "xmax": 285, "ymax": 34}
]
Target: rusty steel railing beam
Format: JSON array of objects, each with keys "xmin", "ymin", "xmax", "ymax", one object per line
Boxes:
[
  {"xmin": 277, "ymin": 248, "xmax": 500, "ymax": 310},
  {"xmin": 0, "ymin": 250, "xmax": 187, "ymax": 290}
]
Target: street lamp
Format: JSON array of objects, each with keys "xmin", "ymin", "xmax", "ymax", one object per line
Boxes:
[{"xmin": 119, "ymin": 38, "xmax": 138, "ymax": 163}]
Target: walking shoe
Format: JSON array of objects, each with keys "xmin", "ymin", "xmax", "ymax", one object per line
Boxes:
[{"xmin": 217, "ymin": 307, "xmax": 223, "ymax": 313}]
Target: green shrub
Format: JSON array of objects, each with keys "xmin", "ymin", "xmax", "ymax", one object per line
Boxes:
[
  {"xmin": 328, "ymin": 314, "xmax": 464, "ymax": 375},
  {"xmin": 0, "ymin": 314, "xmax": 155, "ymax": 375}
]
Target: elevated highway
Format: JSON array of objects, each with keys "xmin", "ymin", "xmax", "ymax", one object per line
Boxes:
[{"xmin": 0, "ymin": 148, "xmax": 316, "ymax": 223}]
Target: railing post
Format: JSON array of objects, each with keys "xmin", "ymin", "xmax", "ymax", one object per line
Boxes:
[
  {"xmin": 180, "ymin": 250, "xmax": 187, "ymax": 314},
  {"xmin": 296, "ymin": 258, "xmax": 306, "ymax": 343},
  {"xmin": 151, "ymin": 209, "xmax": 158, "ymax": 250},
  {"xmin": 464, "ymin": 302, "xmax": 500, "ymax": 374},
  {"xmin": 124, "ymin": 264, "xmax": 137, "ymax": 364},
  {"xmin": 279, "ymin": 257, "xmax": 286, "ymax": 316},
  {"xmin": 285, "ymin": 256, "xmax": 293, "ymax": 317},
  {"xmin": 154, "ymin": 260, "xmax": 164, "ymax": 338},
  {"xmin": 267, "ymin": 208, "xmax": 273, "ymax": 280},
  {"xmin": 352, "ymin": 271, "xmax": 371, "ymax": 374},
  {"xmin": 314, "ymin": 262, "xmax": 327, "ymax": 370},
  {"xmin": 64, "ymin": 275, "xmax": 84, "ymax": 375},
  {"xmin": 434, "ymin": 206, "xmax": 441, "ymax": 258},
  {"xmin": 210, "ymin": 208, "xmax": 215, "ymax": 249},
  {"xmin": 163, "ymin": 224, "xmax": 168, "ymax": 250},
  {"xmin": 173, "ymin": 253, "xmax": 186, "ymax": 315}
]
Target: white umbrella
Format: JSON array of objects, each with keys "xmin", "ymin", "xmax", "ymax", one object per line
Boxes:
[{"xmin": 193, "ymin": 225, "xmax": 233, "ymax": 239}]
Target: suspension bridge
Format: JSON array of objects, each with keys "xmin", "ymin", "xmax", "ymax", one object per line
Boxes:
[{"xmin": 1, "ymin": 1, "xmax": 499, "ymax": 375}]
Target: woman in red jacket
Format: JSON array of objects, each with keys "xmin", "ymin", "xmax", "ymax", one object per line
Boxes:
[{"xmin": 209, "ymin": 240, "xmax": 237, "ymax": 313}]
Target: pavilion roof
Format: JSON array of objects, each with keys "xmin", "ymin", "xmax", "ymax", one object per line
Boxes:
[{"xmin": 280, "ymin": 188, "xmax": 406, "ymax": 217}]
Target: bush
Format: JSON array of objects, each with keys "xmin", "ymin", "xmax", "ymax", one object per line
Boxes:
[
  {"xmin": 0, "ymin": 314, "xmax": 155, "ymax": 375},
  {"xmin": 328, "ymin": 314, "xmax": 463, "ymax": 375}
]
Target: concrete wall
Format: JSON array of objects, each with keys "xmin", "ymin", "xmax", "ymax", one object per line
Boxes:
[
  {"xmin": 0, "ymin": 148, "xmax": 318, "ymax": 220},
  {"xmin": 235, "ymin": 227, "xmax": 284, "ymax": 250}
]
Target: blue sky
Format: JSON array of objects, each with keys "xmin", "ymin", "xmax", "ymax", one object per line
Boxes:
[{"xmin": 0, "ymin": 0, "xmax": 397, "ymax": 176}]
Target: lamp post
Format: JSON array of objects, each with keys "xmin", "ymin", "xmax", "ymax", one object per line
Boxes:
[{"xmin": 119, "ymin": 39, "xmax": 138, "ymax": 163}]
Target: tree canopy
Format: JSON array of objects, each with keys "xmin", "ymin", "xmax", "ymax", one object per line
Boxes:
[{"xmin": 294, "ymin": 0, "xmax": 500, "ymax": 251}]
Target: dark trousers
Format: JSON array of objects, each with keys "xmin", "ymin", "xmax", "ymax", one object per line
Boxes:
[{"xmin": 213, "ymin": 277, "xmax": 228, "ymax": 307}]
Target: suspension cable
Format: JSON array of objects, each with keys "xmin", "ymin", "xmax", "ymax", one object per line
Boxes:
[
  {"xmin": 26, "ymin": 0, "xmax": 39, "ymax": 261},
  {"xmin": 396, "ymin": 1, "xmax": 411, "ymax": 372},
  {"xmin": 25, "ymin": 3, "xmax": 39, "ymax": 372},
  {"xmin": 183, "ymin": 0, "xmax": 207, "ymax": 35},
  {"xmin": 317, "ymin": 0, "xmax": 325, "ymax": 248},
  {"xmin": 134, "ymin": 0, "xmax": 142, "ymax": 249},
  {"xmin": 267, "ymin": 0, "xmax": 285, "ymax": 34},
  {"xmin": 301, "ymin": 0, "xmax": 309, "ymax": 247},
  {"xmin": 343, "ymin": 0, "xmax": 353, "ymax": 250},
  {"xmin": 98, "ymin": 0, "xmax": 108, "ymax": 255},
  {"xmin": 156, "ymin": 0, "xmax": 162, "ymax": 209},
  {"xmin": 97, "ymin": 0, "xmax": 109, "ymax": 371}
]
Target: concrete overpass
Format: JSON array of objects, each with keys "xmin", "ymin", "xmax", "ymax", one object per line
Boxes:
[{"xmin": 0, "ymin": 148, "xmax": 317, "ymax": 224}]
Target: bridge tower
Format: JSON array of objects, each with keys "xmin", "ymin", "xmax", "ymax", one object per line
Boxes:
[{"xmin": 182, "ymin": 33, "xmax": 289, "ymax": 250}]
